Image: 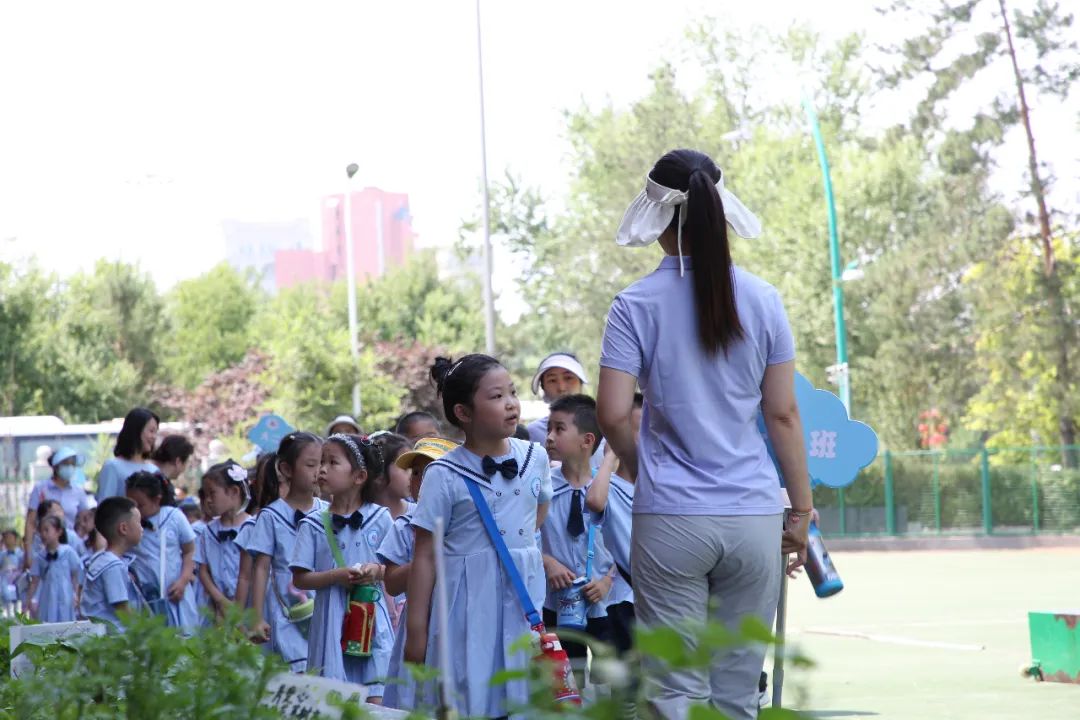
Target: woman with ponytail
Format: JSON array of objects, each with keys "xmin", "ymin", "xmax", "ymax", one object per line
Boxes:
[{"xmin": 597, "ymin": 149, "xmax": 813, "ymax": 720}]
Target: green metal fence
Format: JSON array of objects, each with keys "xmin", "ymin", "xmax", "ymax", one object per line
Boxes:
[{"xmin": 815, "ymin": 446, "xmax": 1080, "ymax": 538}]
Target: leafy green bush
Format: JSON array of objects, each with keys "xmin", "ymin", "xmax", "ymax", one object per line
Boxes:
[
  {"xmin": 0, "ymin": 606, "xmax": 813, "ymax": 719},
  {"xmin": 0, "ymin": 608, "xmax": 284, "ymax": 720}
]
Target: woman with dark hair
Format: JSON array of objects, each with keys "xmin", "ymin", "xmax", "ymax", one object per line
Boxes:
[
  {"xmin": 152, "ymin": 434, "xmax": 195, "ymax": 483},
  {"xmin": 96, "ymin": 408, "xmax": 160, "ymax": 501},
  {"xmin": 596, "ymin": 149, "xmax": 813, "ymax": 720}
]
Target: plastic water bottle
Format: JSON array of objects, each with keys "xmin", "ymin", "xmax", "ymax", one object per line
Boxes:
[
  {"xmin": 805, "ymin": 521, "xmax": 844, "ymax": 598},
  {"xmin": 556, "ymin": 578, "xmax": 588, "ymax": 629},
  {"xmin": 535, "ymin": 629, "xmax": 582, "ymax": 704}
]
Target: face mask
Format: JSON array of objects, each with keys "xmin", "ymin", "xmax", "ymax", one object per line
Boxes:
[{"xmin": 57, "ymin": 464, "xmax": 77, "ymax": 483}]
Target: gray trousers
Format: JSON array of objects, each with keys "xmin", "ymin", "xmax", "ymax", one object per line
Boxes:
[{"xmin": 631, "ymin": 513, "xmax": 783, "ymax": 720}]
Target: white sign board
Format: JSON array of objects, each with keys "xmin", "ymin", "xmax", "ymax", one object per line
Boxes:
[
  {"xmin": 9, "ymin": 620, "xmax": 107, "ymax": 678},
  {"xmin": 261, "ymin": 673, "xmax": 413, "ymax": 720}
]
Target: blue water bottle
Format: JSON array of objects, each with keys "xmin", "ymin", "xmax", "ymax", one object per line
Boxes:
[
  {"xmin": 556, "ymin": 578, "xmax": 588, "ymax": 629},
  {"xmin": 805, "ymin": 520, "xmax": 844, "ymax": 598}
]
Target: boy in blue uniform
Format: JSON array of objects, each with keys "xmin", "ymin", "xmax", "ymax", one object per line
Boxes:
[
  {"xmin": 541, "ymin": 394, "xmax": 631, "ymax": 693},
  {"xmin": 82, "ymin": 496, "xmax": 144, "ymax": 632}
]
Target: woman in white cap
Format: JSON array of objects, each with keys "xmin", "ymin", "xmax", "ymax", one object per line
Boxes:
[
  {"xmin": 596, "ymin": 149, "xmax": 813, "ymax": 720},
  {"xmin": 526, "ymin": 351, "xmax": 590, "ymax": 444},
  {"xmin": 23, "ymin": 447, "xmax": 92, "ymax": 570}
]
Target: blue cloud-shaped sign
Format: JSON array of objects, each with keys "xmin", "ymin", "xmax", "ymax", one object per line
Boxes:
[
  {"xmin": 247, "ymin": 414, "xmax": 295, "ymax": 454},
  {"xmin": 757, "ymin": 372, "xmax": 878, "ymax": 489}
]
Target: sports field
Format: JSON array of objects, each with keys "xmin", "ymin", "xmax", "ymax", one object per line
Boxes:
[{"xmin": 778, "ymin": 547, "xmax": 1080, "ymax": 719}]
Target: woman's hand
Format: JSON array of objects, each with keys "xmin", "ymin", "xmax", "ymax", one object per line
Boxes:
[
  {"xmin": 544, "ymin": 556, "xmax": 576, "ymax": 590},
  {"xmin": 583, "ymin": 576, "xmax": 612, "ymax": 604},
  {"xmin": 782, "ymin": 512, "xmax": 810, "ymax": 573}
]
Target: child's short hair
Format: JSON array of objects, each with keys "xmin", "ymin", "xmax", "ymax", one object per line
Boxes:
[
  {"xmin": 2, "ymin": 529, "xmax": 18, "ymax": 540},
  {"xmin": 96, "ymin": 497, "xmax": 138, "ymax": 543},
  {"xmin": 549, "ymin": 394, "xmax": 604, "ymax": 452},
  {"xmin": 179, "ymin": 499, "xmax": 202, "ymax": 523},
  {"xmin": 394, "ymin": 411, "xmax": 440, "ymax": 437}
]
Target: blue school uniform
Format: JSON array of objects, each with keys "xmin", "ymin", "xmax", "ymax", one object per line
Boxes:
[
  {"xmin": 1, "ymin": 548, "xmax": 24, "ymax": 605},
  {"xmin": 541, "ymin": 469, "xmax": 632, "ymax": 618},
  {"xmin": 290, "ymin": 503, "xmax": 394, "ymax": 691},
  {"xmin": 128, "ymin": 506, "xmax": 198, "ymax": 630},
  {"xmin": 95, "ymin": 458, "xmax": 158, "ymax": 501},
  {"xmin": 590, "ymin": 474, "xmax": 635, "ymax": 602},
  {"xmin": 410, "ymin": 438, "xmax": 553, "ymax": 718},
  {"xmin": 247, "ymin": 498, "xmax": 328, "ymax": 672},
  {"xmin": 196, "ymin": 516, "xmax": 256, "ymax": 603},
  {"xmin": 377, "ymin": 513, "xmax": 417, "ymax": 710},
  {"xmin": 82, "ymin": 550, "xmax": 139, "ymax": 632},
  {"xmin": 31, "ymin": 544, "xmax": 81, "ymax": 623}
]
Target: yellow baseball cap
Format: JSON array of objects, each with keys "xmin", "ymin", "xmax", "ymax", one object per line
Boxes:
[{"xmin": 395, "ymin": 437, "xmax": 458, "ymax": 469}]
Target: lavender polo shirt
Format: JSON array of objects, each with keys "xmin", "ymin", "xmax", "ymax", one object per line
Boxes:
[{"xmin": 600, "ymin": 257, "xmax": 795, "ymax": 516}]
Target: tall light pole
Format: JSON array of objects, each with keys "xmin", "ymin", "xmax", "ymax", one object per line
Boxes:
[
  {"xmin": 475, "ymin": 0, "xmax": 496, "ymax": 356},
  {"xmin": 803, "ymin": 98, "xmax": 850, "ymax": 414},
  {"xmin": 344, "ymin": 163, "xmax": 361, "ymax": 418}
]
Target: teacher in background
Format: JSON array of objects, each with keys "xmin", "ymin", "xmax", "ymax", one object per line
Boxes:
[
  {"xmin": 96, "ymin": 407, "xmax": 160, "ymax": 501},
  {"xmin": 596, "ymin": 149, "xmax": 813, "ymax": 720}
]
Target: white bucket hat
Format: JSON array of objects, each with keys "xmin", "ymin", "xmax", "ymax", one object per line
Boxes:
[
  {"xmin": 615, "ymin": 169, "xmax": 762, "ymax": 277},
  {"xmin": 531, "ymin": 353, "xmax": 589, "ymax": 396}
]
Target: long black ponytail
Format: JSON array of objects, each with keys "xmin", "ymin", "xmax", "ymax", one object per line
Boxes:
[{"xmin": 650, "ymin": 149, "xmax": 743, "ymax": 355}]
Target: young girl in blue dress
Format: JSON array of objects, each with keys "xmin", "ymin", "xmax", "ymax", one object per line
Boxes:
[
  {"xmin": 291, "ymin": 433, "xmax": 394, "ymax": 700},
  {"xmin": 126, "ymin": 471, "xmax": 198, "ymax": 630},
  {"xmin": 197, "ymin": 460, "xmax": 256, "ymax": 621},
  {"xmin": 405, "ymin": 355, "xmax": 553, "ymax": 719},
  {"xmin": 27, "ymin": 516, "xmax": 82, "ymax": 623},
  {"xmin": 248, "ymin": 432, "xmax": 327, "ymax": 672}
]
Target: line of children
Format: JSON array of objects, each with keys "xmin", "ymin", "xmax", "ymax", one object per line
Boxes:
[
  {"xmin": 7, "ymin": 374, "xmax": 637, "ymax": 710},
  {"xmin": 290, "ymin": 433, "xmax": 394, "ymax": 700}
]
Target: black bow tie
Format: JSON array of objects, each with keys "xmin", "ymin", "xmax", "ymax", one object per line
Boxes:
[
  {"xmin": 217, "ymin": 529, "xmax": 238, "ymax": 542},
  {"xmin": 45, "ymin": 551, "xmax": 58, "ymax": 562},
  {"xmin": 332, "ymin": 511, "xmax": 363, "ymax": 531},
  {"xmin": 294, "ymin": 509, "xmax": 307, "ymax": 527},
  {"xmin": 482, "ymin": 456, "xmax": 518, "ymax": 480},
  {"xmin": 142, "ymin": 519, "xmax": 154, "ymax": 531},
  {"xmin": 567, "ymin": 489, "xmax": 585, "ymax": 537}
]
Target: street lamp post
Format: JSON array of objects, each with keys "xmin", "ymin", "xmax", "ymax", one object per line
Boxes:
[
  {"xmin": 345, "ymin": 163, "xmax": 361, "ymax": 418},
  {"xmin": 475, "ymin": 0, "xmax": 496, "ymax": 356},
  {"xmin": 802, "ymin": 98, "xmax": 850, "ymax": 414}
]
